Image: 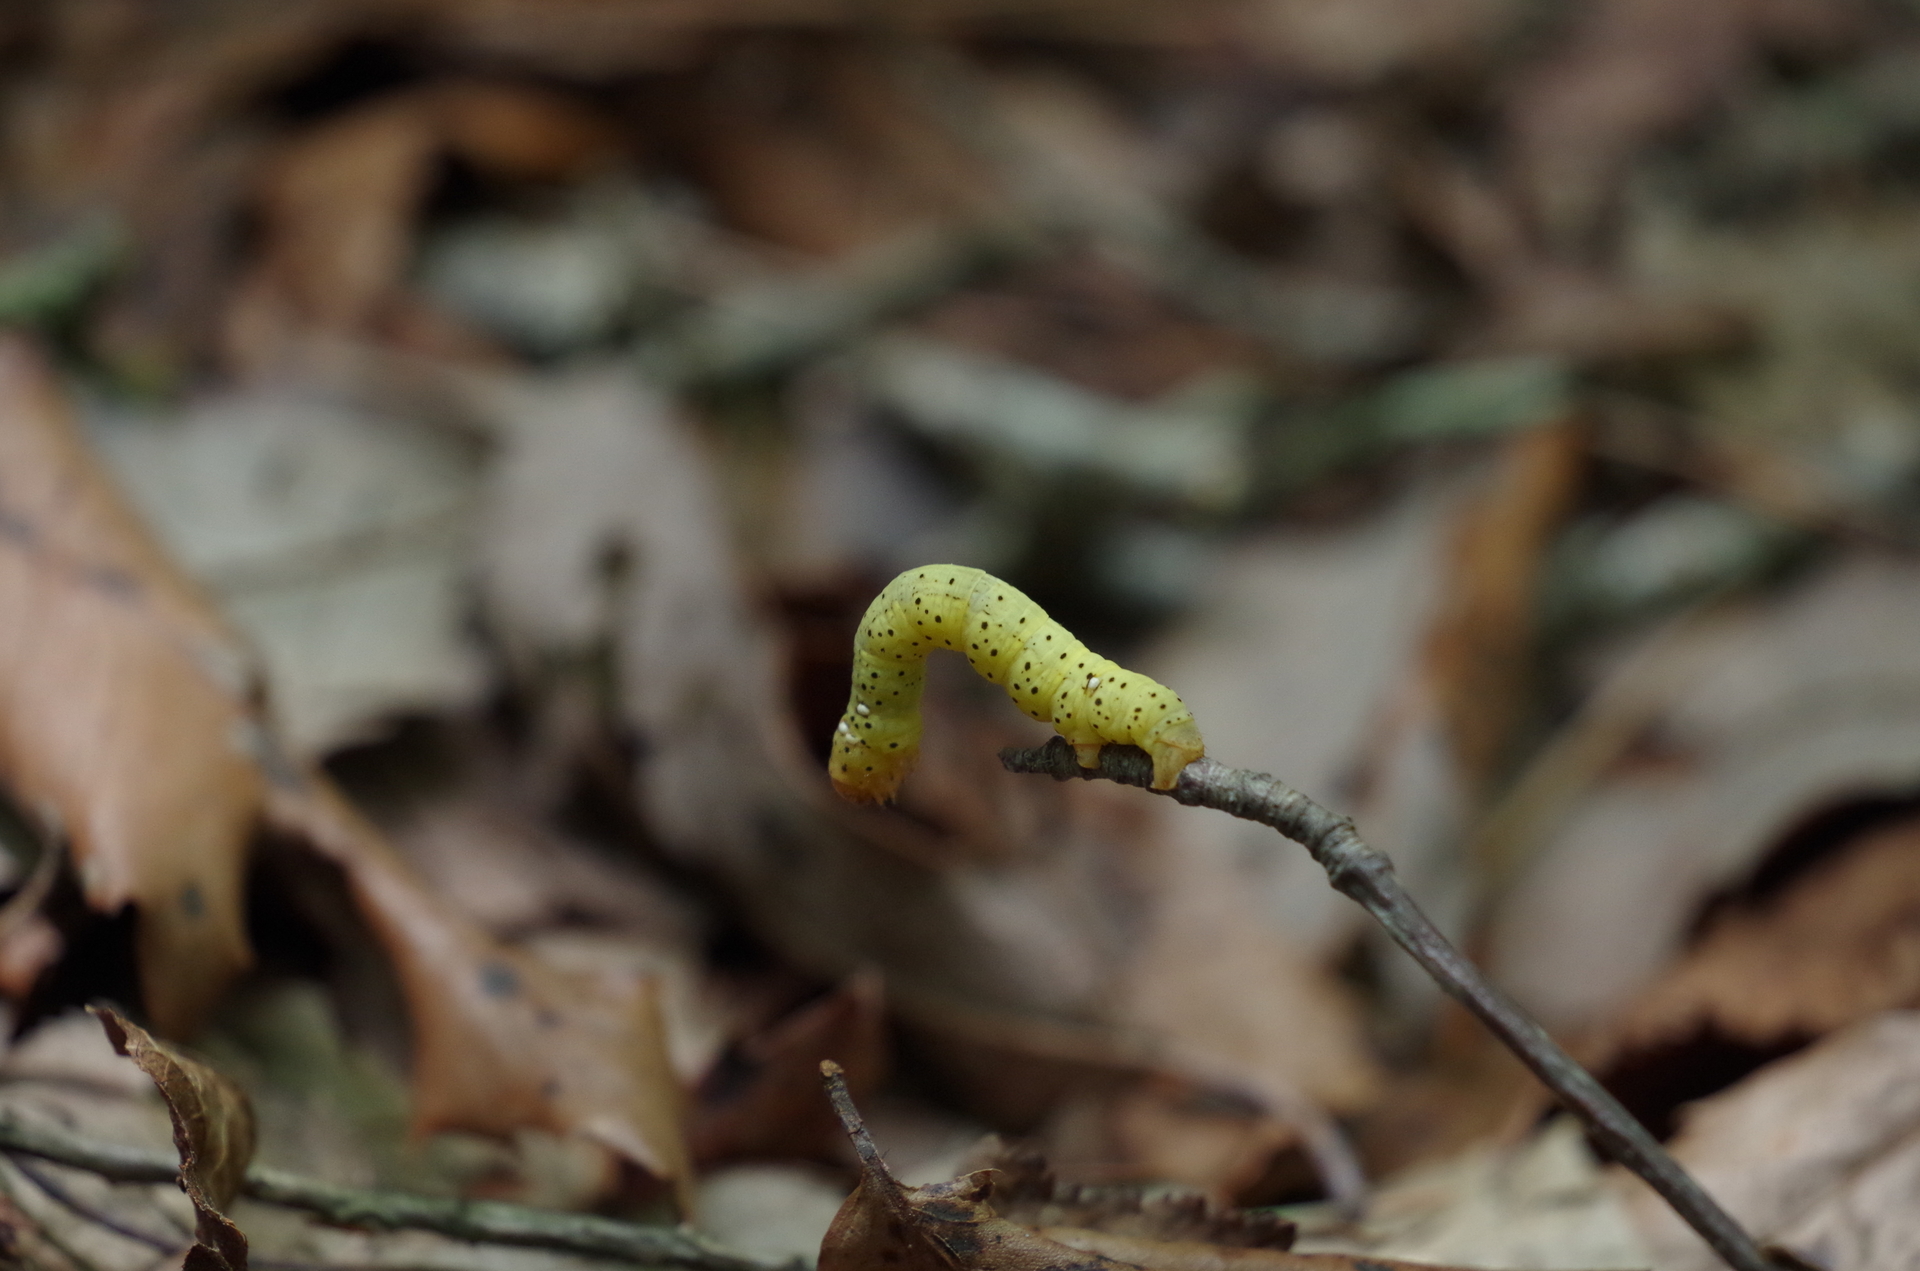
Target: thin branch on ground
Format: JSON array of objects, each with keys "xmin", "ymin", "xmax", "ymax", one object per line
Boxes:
[
  {"xmin": 0, "ymin": 1112, "xmax": 777, "ymax": 1271},
  {"xmin": 999, "ymin": 737, "xmax": 1802, "ymax": 1271}
]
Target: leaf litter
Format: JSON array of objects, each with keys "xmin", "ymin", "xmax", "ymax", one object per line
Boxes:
[
  {"xmin": 13, "ymin": 0, "xmax": 1920, "ymax": 1268},
  {"xmin": 0, "ymin": 347, "xmax": 699, "ymax": 1212},
  {"xmin": 817, "ymin": 1061, "xmax": 1497, "ymax": 1271}
]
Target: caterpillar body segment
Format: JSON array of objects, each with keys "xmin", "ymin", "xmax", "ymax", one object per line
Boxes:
[{"xmin": 829, "ymin": 566, "xmax": 1204, "ymax": 804}]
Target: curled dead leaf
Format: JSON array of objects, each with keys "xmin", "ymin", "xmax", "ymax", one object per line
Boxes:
[{"xmin": 92, "ymin": 1005, "xmax": 254, "ymax": 1271}]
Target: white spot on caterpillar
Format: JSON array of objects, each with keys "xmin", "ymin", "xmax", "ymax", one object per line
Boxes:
[
  {"xmin": 855, "ymin": 703, "xmax": 870, "ymax": 716},
  {"xmin": 1085, "ymin": 675, "xmax": 1101, "ymax": 691}
]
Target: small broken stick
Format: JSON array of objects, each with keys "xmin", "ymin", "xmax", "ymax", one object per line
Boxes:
[{"xmin": 816, "ymin": 1061, "xmax": 1484, "ymax": 1271}]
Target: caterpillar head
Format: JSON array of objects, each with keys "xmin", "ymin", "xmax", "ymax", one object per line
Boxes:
[{"xmin": 828, "ymin": 716, "xmax": 919, "ymax": 804}]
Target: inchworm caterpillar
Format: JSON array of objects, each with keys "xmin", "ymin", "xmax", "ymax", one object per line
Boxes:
[{"xmin": 828, "ymin": 565, "xmax": 1204, "ymax": 804}]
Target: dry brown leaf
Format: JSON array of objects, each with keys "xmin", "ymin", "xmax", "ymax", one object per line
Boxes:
[
  {"xmin": 1600, "ymin": 812, "xmax": 1920, "ymax": 1060},
  {"xmin": 225, "ymin": 94, "xmax": 442, "ymax": 364},
  {"xmin": 3, "ymin": 3, "xmax": 337, "ymax": 207},
  {"xmin": 0, "ymin": 360, "xmax": 648, "ymax": 1180},
  {"xmin": 1392, "ymin": 149, "xmax": 1743, "ymax": 363},
  {"xmin": 820, "ymin": 1059, "xmax": 1149, "ymax": 1271},
  {"xmin": 1621, "ymin": 1011, "xmax": 1920, "ymax": 1271},
  {"xmin": 388, "ymin": 784, "xmax": 706, "ymax": 943},
  {"xmin": 819, "ymin": 1063, "xmax": 1494, "ymax": 1271},
  {"xmin": 1489, "ymin": 552, "xmax": 1920, "ymax": 1032},
  {"xmin": 692, "ymin": 37, "xmax": 988, "ymax": 256},
  {"xmin": 973, "ymin": 1139, "xmax": 1295, "ymax": 1248},
  {"xmin": 92, "ymin": 1005, "xmax": 255, "ymax": 1271},
  {"xmin": 1136, "ymin": 470, "xmax": 1476, "ymax": 961},
  {"xmin": 1421, "ymin": 418, "xmax": 1586, "ymax": 789},
  {"xmin": 0, "ymin": 334, "xmax": 262, "ymax": 1034},
  {"xmin": 410, "ymin": 0, "xmax": 1231, "ymax": 74},
  {"xmin": 691, "ymin": 970, "xmax": 888, "ymax": 1167},
  {"xmin": 225, "ymin": 76, "xmax": 615, "ymax": 368},
  {"xmin": 434, "ymin": 80, "xmax": 623, "ymax": 183},
  {"xmin": 5, "ymin": 4, "xmax": 348, "ymax": 379},
  {"xmin": 476, "ymin": 361, "xmax": 1345, "ymax": 1174},
  {"xmin": 1108, "ymin": 821, "xmax": 1385, "ymax": 1127},
  {"xmin": 1501, "ymin": 0, "xmax": 1866, "ymax": 252},
  {"xmin": 1235, "ymin": 0, "xmax": 1508, "ymax": 84},
  {"xmin": 265, "ymin": 776, "xmax": 694, "ymax": 1212},
  {"xmin": 914, "ymin": 258, "xmax": 1254, "ymax": 403},
  {"xmin": 0, "ymin": 912, "xmax": 62, "ymax": 1002},
  {"xmin": 0, "ymin": 840, "xmax": 66, "ymax": 1003},
  {"xmin": 1046, "ymin": 1078, "xmax": 1334, "ymax": 1208},
  {"xmin": 1311, "ymin": 1117, "xmax": 1651, "ymax": 1268}
]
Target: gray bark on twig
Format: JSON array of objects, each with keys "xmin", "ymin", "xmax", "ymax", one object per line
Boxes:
[
  {"xmin": 999, "ymin": 736, "xmax": 1803, "ymax": 1271},
  {"xmin": 0, "ymin": 1112, "xmax": 777, "ymax": 1271}
]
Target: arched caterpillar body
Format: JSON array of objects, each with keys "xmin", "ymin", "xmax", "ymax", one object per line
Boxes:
[{"xmin": 828, "ymin": 566, "xmax": 1204, "ymax": 804}]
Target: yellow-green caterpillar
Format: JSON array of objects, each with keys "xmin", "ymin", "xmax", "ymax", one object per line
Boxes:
[{"xmin": 829, "ymin": 565, "xmax": 1204, "ymax": 804}]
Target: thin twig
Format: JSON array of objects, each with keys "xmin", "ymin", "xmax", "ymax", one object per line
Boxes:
[
  {"xmin": 999, "ymin": 737, "xmax": 1797, "ymax": 1271},
  {"xmin": 819, "ymin": 1061, "xmax": 887, "ymax": 1179},
  {"xmin": 0, "ymin": 1111, "xmax": 776, "ymax": 1271}
]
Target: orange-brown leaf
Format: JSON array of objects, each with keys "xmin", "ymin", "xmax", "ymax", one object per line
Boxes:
[
  {"xmin": 692, "ymin": 41, "xmax": 987, "ymax": 257},
  {"xmin": 0, "ymin": 335, "xmax": 262, "ymax": 1034},
  {"xmin": 93, "ymin": 1005, "xmax": 255, "ymax": 1271},
  {"xmin": 1599, "ymin": 812, "xmax": 1920, "ymax": 1067},
  {"xmin": 1421, "ymin": 417, "xmax": 1586, "ymax": 788},
  {"xmin": 266, "ymin": 777, "xmax": 693, "ymax": 1211},
  {"xmin": 434, "ymin": 80, "xmax": 622, "ymax": 182}
]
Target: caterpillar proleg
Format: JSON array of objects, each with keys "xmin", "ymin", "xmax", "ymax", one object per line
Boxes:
[{"xmin": 828, "ymin": 565, "xmax": 1204, "ymax": 804}]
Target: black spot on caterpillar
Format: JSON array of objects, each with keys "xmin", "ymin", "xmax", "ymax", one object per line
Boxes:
[{"xmin": 828, "ymin": 565, "xmax": 1203, "ymax": 804}]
